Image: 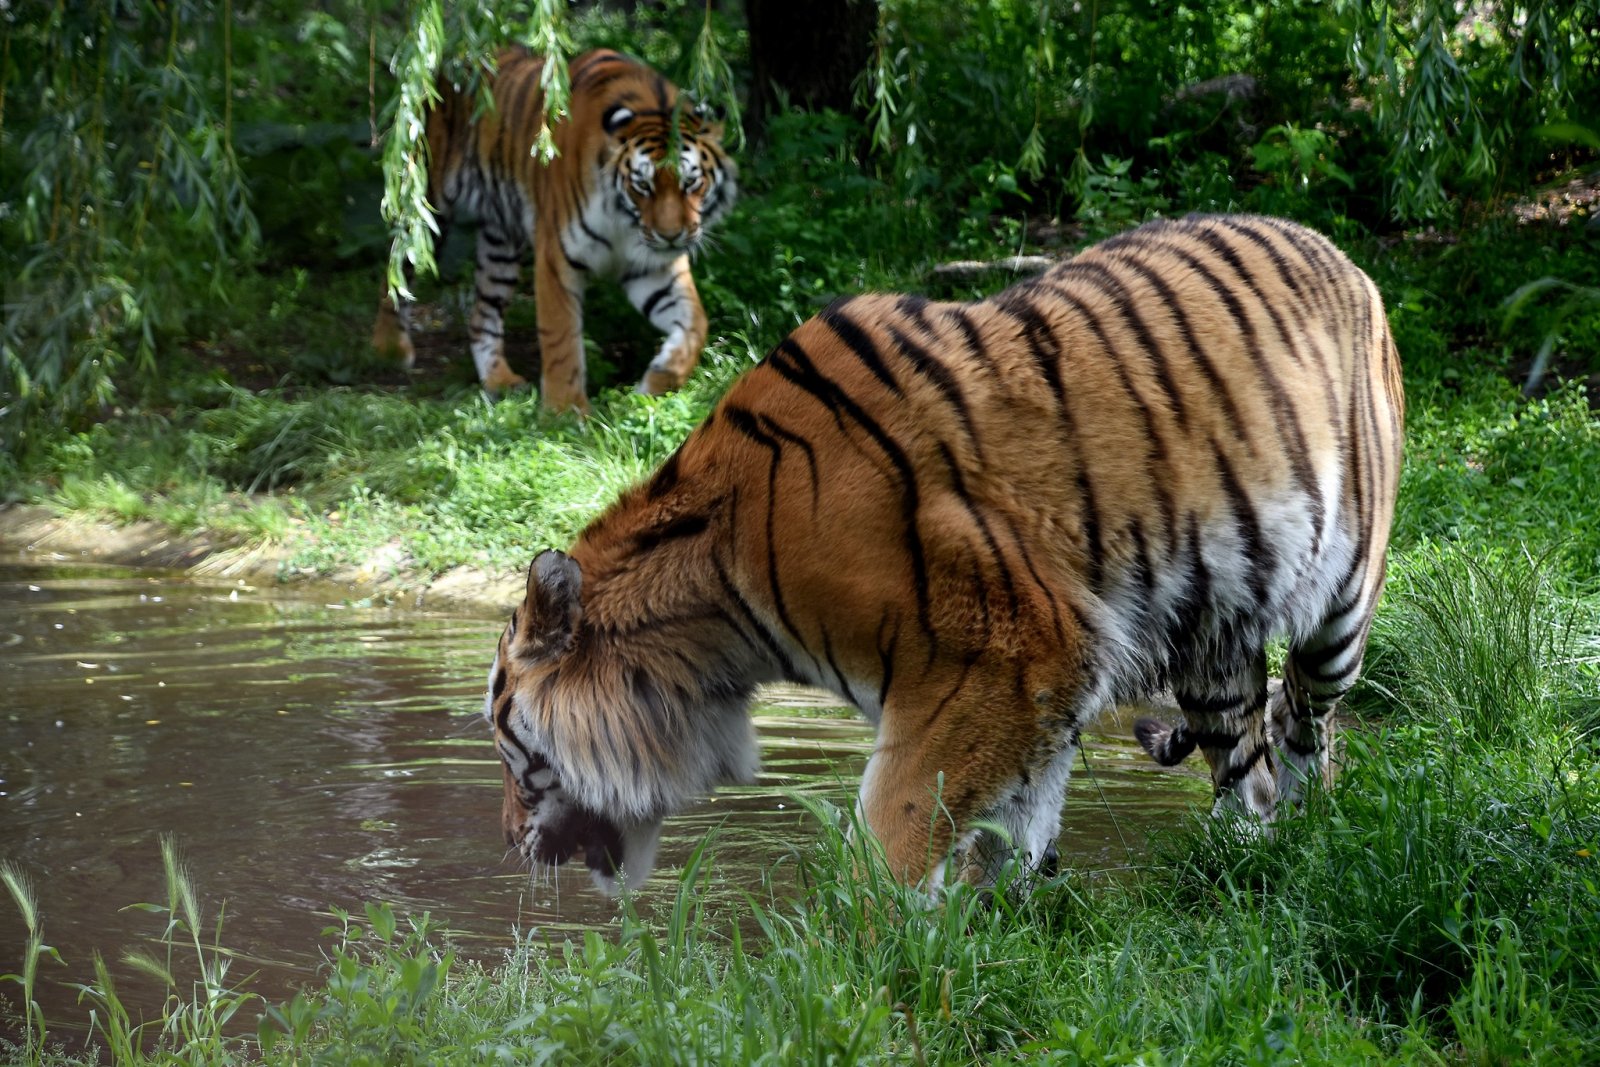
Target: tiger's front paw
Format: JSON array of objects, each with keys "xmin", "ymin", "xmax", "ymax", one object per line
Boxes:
[
  {"xmin": 481, "ymin": 359, "xmax": 530, "ymax": 396},
  {"xmin": 637, "ymin": 365, "xmax": 687, "ymax": 396}
]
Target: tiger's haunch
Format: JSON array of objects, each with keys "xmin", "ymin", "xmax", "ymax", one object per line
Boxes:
[{"xmin": 486, "ymin": 213, "xmax": 1405, "ymax": 892}]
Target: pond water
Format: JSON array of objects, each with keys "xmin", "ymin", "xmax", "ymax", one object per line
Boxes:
[{"xmin": 0, "ymin": 560, "xmax": 1207, "ymax": 1036}]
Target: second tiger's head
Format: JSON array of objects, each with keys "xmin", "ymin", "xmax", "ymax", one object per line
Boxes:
[{"xmin": 600, "ymin": 101, "xmax": 737, "ymax": 260}]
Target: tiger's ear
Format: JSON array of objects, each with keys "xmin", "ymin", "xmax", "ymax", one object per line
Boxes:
[
  {"xmin": 690, "ymin": 100, "xmax": 726, "ymax": 139},
  {"xmin": 601, "ymin": 105, "xmax": 635, "ymax": 135},
  {"xmin": 511, "ymin": 550, "xmax": 583, "ymax": 661}
]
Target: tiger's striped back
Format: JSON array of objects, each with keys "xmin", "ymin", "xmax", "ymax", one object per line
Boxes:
[{"xmin": 488, "ymin": 214, "xmax": 1403, "ymax": 891}]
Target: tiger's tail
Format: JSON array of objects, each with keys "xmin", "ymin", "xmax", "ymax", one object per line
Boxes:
[{"xmin": 1134, "ymin": 717, "xmax": 1198, "ymax": 767}]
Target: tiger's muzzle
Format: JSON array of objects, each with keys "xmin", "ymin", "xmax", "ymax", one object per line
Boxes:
[
  {"xmin": 511, "ymin": 803, "xmax": 624, "ymax": 879},
  {"xmin": 501, "ymin": 762, "xmax": 663, "ymax": 895}
]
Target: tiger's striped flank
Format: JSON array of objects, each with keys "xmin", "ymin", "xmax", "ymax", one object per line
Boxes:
[
  {"xmin": 486, "ymin": 213, "xmax": 1404, "ymax": 892},
  {"xmin": 373, "ymin": 48, "xmax": 737, "ymax": 410}
]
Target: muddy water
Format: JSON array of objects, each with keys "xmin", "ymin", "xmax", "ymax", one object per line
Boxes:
[{"xmin": 0, "ymin": 561, "xmax": 1207, "ymax": 1033}]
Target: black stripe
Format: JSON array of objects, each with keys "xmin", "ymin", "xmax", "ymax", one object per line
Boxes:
[
  {"xmin": 887, "ymin": 325, "xmax": 981, "ymax": 457},
  {"xmin": 712, "ymin": 553, "xmax": 796, "ymax": 678},
  {"xmin": 994, "ymin": 292, "xmax": 1064, "ymax": 403},
  {"xmin": 926, "ymin": 656, "xmax": 977, "ymax": 729},
  {"xmin": 944, "ymin": 307, "xmax": 990, "ymax": 370},
  {"xmin": 1295, "ymin": 626, "xmax": 1360, "ymax": 672},
  {"xmin": 1179, "ymin": 692, "xmax": 1247, "ymax": 715},
  {"xmin": 1127, "ymin": 519, "xmax": 1155, "ymax": 597},
  {"xmin": 578, "ymin": 217, "xmax": 613, "ymax": 250},
  {"xmin": 897, "ymin": 293, "xmax": 933, "ymax": 334},
  {"xmin": 759, "ymin": 415, "xmax": 822, "ymax": 517},
  {"xmin": 876, "ymin": 612, "xmax": 899, "ymax": 708},
  {"xmin": 641, "ymin": 283, "xmax": 674, "ymax": 318},
  {"xmin": 766, "ymin": 339, "xmax": 935, "ymax": 651},
  {"xmin": 1076, "ymin": 469, "xmax": 1105, "ymax": 592},
  {"xmin": 724, "ymin": 406, "xmax": 811, "ymax": 660},
  {"xmin": 820, "ymin": 628, "xmax": 851, "ymax": 699},
  {"xmin": 938, "ymin": 442, "xmax": 1020, "ymax": 621},
  {"xmin": 1281, "ymin": 731, "xmax": 1320, "ymax": 757},
  {"xmin": 632, "ymin": 512, "xmax": 711, "ymax": 554},
  {"xmin": 819, "ymin": 301, "xmax": 901, "ymax": 396},
  {"xmin": 1187, "ymin": 727, "xmax": 1242, "ymax": 748},
  {"xmin": 648, "ymin": 451, "xmax": 682, "ymax": 500},
  {"xmin": 1213, "ymin": 447, "xmax": 1272, "ymax": 605},
  {"xmin": 558, "ymin": 241, "xmax": 591, "ymax": 273},
  {"xmin": 1217, "ymin": 743, "xmax": 1268, "ymax": 791}
]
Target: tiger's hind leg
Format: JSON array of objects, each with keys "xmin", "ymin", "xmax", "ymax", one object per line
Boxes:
[
  {"xmin": 470, "ymin": 224, "xmax": 531, "ymax": 395},
  {"xmin": 1137, "ymin": 651, "xmax": 1278, "ymax": 823},
  {"xmin": 372, "ymin": 217, "xmax": 451, "ymax": 371},
  {"xmin": 1271, "ymin": 593, "xmax": 1379, "ymax": 808}
]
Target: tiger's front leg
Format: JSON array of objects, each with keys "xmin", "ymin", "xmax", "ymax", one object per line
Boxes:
[
  {"xmin": 624, "ymin": 254, "xmax": 708, "ymax": 396},
  {"xmin": 533, "ymin": 228, "xmax": 591, "ymax": 414},
  {"xmin": 857, "ymin": 660, "xmax": 1075, "ymax": 890}
]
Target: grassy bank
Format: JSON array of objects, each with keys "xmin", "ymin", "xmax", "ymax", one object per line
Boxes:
[
  {"xmin": 6, "ymin": 541, "xmax": 1598, "ymax": 1064},
  {"xmin": 7, "ymin": 3, "xmax": 1600, "ymax": 1060},
  {"xmin": 5, "ymin": 106, "xmax": 1597, "ymax": 588}
]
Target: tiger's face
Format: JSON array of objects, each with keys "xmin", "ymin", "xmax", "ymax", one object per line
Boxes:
[
  {"xmin": 602, "ymin": 104, "xmax": 735, "ymax": 261},
  {"xmin": 486, "ymin": 644, "xmax": 665, "ymax": 897},
  {"xmin": 485, "ymin": 546, "xmax": 761, "ymax": 895}
]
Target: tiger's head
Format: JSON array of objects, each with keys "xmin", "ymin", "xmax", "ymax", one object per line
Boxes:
[
  {"xmin": 598, "ymin": 99, "xmax": 736, "ymax": 263},
  {"xmin": 485, "ymin": 548, "xmax": 758, "ymax": 895}
]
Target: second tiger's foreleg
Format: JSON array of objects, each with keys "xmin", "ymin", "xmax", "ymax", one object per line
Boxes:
[{"xmin": 625, "ymin": 254, "xmax": 708, "ymax": 396}]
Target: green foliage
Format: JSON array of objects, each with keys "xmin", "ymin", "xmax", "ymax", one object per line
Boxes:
[
  {"xmin": 1503, "ymin": 274, "xmax": 1600, "ymax": 394},
  {"xmin": 1, "ymin": 0, "xmax": 260, "ymax": 454},
  {"xmin": 258, "ymin": 903, "xmax": 454, "ymax": 1066},
  {"xmin": 1337, "ymin": 0, "xmax": 1600, "ymax": 221},
  {"xmin": 0, "ymin": 861, "xmax": 57, "ymax": 1063}
]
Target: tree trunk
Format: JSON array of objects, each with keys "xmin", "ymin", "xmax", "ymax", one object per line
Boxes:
[{"xmin": 745, "ymin": 0, "xmax": 877, "ymax": 130}]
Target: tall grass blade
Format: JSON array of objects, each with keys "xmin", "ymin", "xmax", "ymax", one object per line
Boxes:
[{"xmin": 1, "ymin": 861, "xmax": 48, "ymax": 1059}]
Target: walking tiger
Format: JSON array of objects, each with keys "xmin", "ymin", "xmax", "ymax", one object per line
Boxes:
[
  {"xmin": 483, "ymin": 213, "xmax": 1405, "ymax": 892},
  {"xmin": 373, "ymin": 48, "xmax": 737, "ymax": 411}
]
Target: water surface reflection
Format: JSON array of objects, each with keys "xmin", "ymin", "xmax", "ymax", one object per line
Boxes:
[{"xmin": 0, "ymin": 560, "xmax": 1205, "ymax": 1033}]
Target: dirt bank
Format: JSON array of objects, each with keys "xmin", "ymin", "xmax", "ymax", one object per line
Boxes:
[{"xmin": 0, "ymin": 504, "xmax": 523, "ymax": 615}]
